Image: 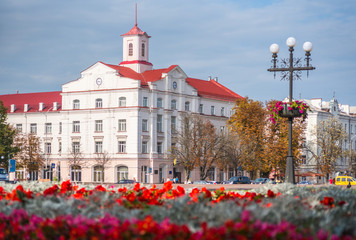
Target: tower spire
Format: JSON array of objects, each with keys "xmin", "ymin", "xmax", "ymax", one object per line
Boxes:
[{"xmin": 135, "ymin": 3, "xmax": 137, "ymax": 26}]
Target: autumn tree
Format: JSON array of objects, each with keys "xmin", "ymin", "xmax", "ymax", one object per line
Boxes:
[
  {"xmin": 264, "ymin": 100, "xmax": 306, "ymax": 176},
  {"xmin": 227, "ymin": 97, "xmax": 267, "ymax": 177},
  {"xmin": 171, "ymin": 113, "xmax": 225, "ymax": 182},
  {"xmin": 305, "ymin": 117, "xmax": 347, "ymax": 179},
  {"xmin": 0, "ymin": 100, "xmax": 18, "ymax": 168},
  {"xmin": 13, "ymin": 133, "xmax": 44, "ymax": 172},
  {"xmin": 94, "ymin": 151, "xmax": 111, "ymax": 182},
  {"xmin": 217, "ymin": 131, "xmax": 244, "ymax": 176}
]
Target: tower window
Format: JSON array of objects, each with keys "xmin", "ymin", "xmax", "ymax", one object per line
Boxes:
[
  {"xmin": 128, "ymin": 43, "xmax": 133, "ymax": 56},
  {"xmin": 142, "ymin": 43, "xmax": 145, "ymax": 57}
]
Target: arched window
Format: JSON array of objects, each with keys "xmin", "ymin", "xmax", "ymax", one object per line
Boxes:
[
  {"xmin": 93, "ymin": 165, "xmax": 104, "ymax": 182},
  {"xmin": 119, "ymin": 97, "xmax": 126, "ymax": 107},
  {"xmin": 95, "ymin": 98, "xmax": 102, "ymax": 108},
  {"xmin": 73, "ymin": 99, "xmax": 80, "ymax": 109},
  {"xmin": 117, "ymin": 166, "xmax": 128, "ymax": 182},
  {"xmin": 70, "ymin": 165, "xmax": 82, "ymax": 182},
  {"xmin": 171, "ymin": 100, "xmax": 176, "ymax": 110},
  {"xmin": 141, "ymin": 43, "xmax": 145, "ymax": 57},
  {"xmin": 128, "ymin": 43, "xmax": 133, "ymax": 56}
]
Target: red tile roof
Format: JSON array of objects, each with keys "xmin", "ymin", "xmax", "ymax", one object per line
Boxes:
[
  {"xmin": 186, "ymin": 78, "xmax": 243, "ymax": 101},
  {"xmin": 0, "ymin": 91, "xmax": 61, "ymax": 113},
  {"xmin": 103, "ymin": 62, "xmax": 241, "ymax": 101},
  {"xmin": 121, "ymin": 25, "xmax": 151, "ymax": 38}
]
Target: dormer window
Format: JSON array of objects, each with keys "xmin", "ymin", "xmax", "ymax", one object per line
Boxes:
[
  {"xmin": 128, "ymin": 43, "xmax": 133, "ymax": 56},
  {"xmin": 142, "ymin": 43, "xmax": 145, "ymax": 57},
  {"xmin": 95, "ymin": 98, "xmax": 102, "ymax": 108},
  {"xmin": 73, "ymin": 99, "xmax": 80, "ymax": 109}
]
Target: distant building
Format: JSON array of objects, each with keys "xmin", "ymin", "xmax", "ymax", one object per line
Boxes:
[
  {"xmin": 298, "ymin": 98, "xmax": 356, "ymax": 183},
  {"xmin": 0, "ymin": 20, "xmax": 242, "ymax": 183}
]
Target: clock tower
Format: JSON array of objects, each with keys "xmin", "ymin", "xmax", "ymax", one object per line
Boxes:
[{"xmin": 119, "ymin": 6, "xmax": 153, "ymax": 73}]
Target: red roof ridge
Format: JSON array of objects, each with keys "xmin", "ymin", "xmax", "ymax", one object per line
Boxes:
[{"xmin": 209, "ymin": 79, "xmax": 243, "ymax": 99}]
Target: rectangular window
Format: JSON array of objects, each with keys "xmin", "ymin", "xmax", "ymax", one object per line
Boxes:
[
  {"xmin": 58, "ymin": 141, "xmax": 62, "ymax": 153},
  {"xmin": 59, "ymin": 122, "xmax": 62, "ymax": 134},
  {"xmin": 95, "ymin": 120, "xmax": 103, "ymax": 132},
  {"xmin": 72, "ymin": 121, "xmax": 80, "ymax": 133},
  {"xmin": 211, "ymin": 106, "xmax": 215, "ymax": 115},
  {"xmin": 45, "ymin": 142, "xmax": 52, "ymax": 154},
  {"xmin": 118, "ymin": 119, "xmax": 127, "ymax": 131},
  {"xmin": 95, "ymin": 141, "xmax": 103, "ymax": 153},
  {"xmin": 142, "ymin": 119, "xmax": 148, "ymax": 132},
  {"xmin": 95, "ymin": 99, "xmax": 103, "ymax": 108},
  {"xmin": 157, "ymin": 98, "xmax": 163, "ymax": 108},
  {"xmin": 199, "ymin": 104, "xmax": 203, "ymax": 114},
  {"xmin": 157, "ymin": 115, "xmax": 163, "ymax": 132},
  {"xmin": 221, "ymin": 107, "xmax": 225, "ymax": 116},
  {"xmin": 45, "ymin": 123, "xmax": 52, "ymax": 134},
  {"xmin": 143, "ymin": 97, "xmax": 148, "ymax": 107},
  {"xmin": 119, "ymin": 97, "xmax": 126, "ymax": 107},
  {"xmin": 142, "ymin": 141, "xmax": 148, "ymax": 154},
  {"xmin": 171, "ymin": 116, "xmax": 176, "ymax": 133},
  {"xmin": 118, "ymin": 141, "xmax": 126, "ymax": 153},
  {"xmin": 30, "ymin": 123, "xmax": 37, "ymax": 134},
  {"xmin": 157, "ymin": 142, "xmax": 163, "ymax": 154},
  {"xmin": 185, "ymin": 102, "xmax": 190, "ymax": 111},
  {"xmin": 16, "ymin": 124, "xmax": 22, "ymax": 132},
  {"xmin": 73, "ymin": 100, "xmax": 80, "ymax": 109},
  {"xmin": 72, "ymin": 142, "xmax": 80, "ymax": 153}
]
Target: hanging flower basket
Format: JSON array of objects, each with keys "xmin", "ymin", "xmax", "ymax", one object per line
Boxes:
[{"xmin": 268, "ymin": 100, "xmax": 310, "ymax": 124}]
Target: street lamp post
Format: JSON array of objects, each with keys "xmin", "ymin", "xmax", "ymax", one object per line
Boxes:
[{"xmin": 267, "ymin": 37, "xmax": 315, "ymax": 184}]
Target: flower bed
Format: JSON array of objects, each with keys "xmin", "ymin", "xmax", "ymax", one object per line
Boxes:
[{"xmin": 0, "ymin": 181, "xmax": 355, "ymax": 239}]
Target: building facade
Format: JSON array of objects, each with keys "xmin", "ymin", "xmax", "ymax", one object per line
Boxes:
[
  {"xmin": 298, "ymin": 97, "xmax": 356, "ymax": 183},
  {"xmin": 0, "ymin": 22, "xmax": 242, "ymax": 183}
]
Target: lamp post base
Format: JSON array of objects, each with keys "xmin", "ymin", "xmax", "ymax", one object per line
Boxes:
[{"xmin": 285, "ymin": 156, "xmax": 295, "ymax": 184}]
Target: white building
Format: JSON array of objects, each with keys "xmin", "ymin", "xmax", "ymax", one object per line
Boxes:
[
  {"xmin": 0, "ymin": 21, "xmax": 242, "ymax": 183},
  {"xmin": 298, "ymin": 97, "xmax": 356, "ymax": 182}
]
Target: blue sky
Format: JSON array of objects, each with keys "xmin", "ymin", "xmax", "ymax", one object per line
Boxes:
[{"xmin": 1, "ymin": 0, "xmax": 355, "ymax": 106}]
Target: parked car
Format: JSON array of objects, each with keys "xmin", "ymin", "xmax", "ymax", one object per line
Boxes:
[
  {"xmin": 334, "ymin": 176, "xmax": 356, "ymax": 186},
  {"xmin": 227, "ymin": 176, "xmax": 251, "ymax": 184},
  {"xmin": 206, "ymin": 181, "xmax": 220, "ymax": 184},
  {"xmin": 297, "ymin": 181, "xmax": 313, "ymax": 185},
  {"xmin": 252, "ymin": 178, "xmax": 269, "ymax": 184},
  {"xmin": 118, "ymin": 179, "xmax": 136, "ymax": 184},
  {"xmin": 0, "ymin": 168, "xmax": 9, "ymax": 182}
]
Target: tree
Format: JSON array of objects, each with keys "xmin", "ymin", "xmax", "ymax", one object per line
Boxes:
[
  {"xmin": 94, "ymin": 151, "xmax": 111, "ymax": 183},
  {"xmin": 263, "ymin": 100, "xmax": 306, "ymax": 177},
  {"xmin": 0, "ymin": 100, "xmax": 18, "ymax": 168},
  {"xmin": 227, "ymin": 97, "xmax": 267, "ymax": 176},
  {"xmin": 68, "ymin": 143, "xmax": 87, "ymax": 183},
  {"xmin": 217, "ymin": 131, "xmax": 244, "ymax": 176},
  {"xmin": 13, "ymin": 133, "xmax": 44, "ymax": 172},
  {"xmin": 171, "ymin": 113, "xmax": 225, "ymax": 182},
  {"xmin": 305, "ymin": 117, "xmax": 348, "ymax": 179}
]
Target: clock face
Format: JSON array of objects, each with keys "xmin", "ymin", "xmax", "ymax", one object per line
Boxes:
[
  {"xmin": 96, "ymin": 78, "xmax": 102, "ymax": 86},
  {"xmin": 173, "ymin": 81, "xmax": 177, "ymax": 89}
]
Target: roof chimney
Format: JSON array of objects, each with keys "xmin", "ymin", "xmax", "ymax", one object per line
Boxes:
[
  {"xmin": 39, "ymin": 102, "xmax": 44, "ymax": 111},
  {"xmin": 10, "ymin": 104, "xmax": 16, "ymax": 113},
  {"xmin": 24, "ymin": 104, "xmax": 29, "ymax": 112},
  {"xmin": 214, "ymin": 77, "xmax": 218, "ymax": 82},
  {"xmin": 208, "ymin": 76, "xmax": 212, "ymax": 80},
  {"xmin": 53, "ymin": 102, "xmax": 59, "ymax": 111}
]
